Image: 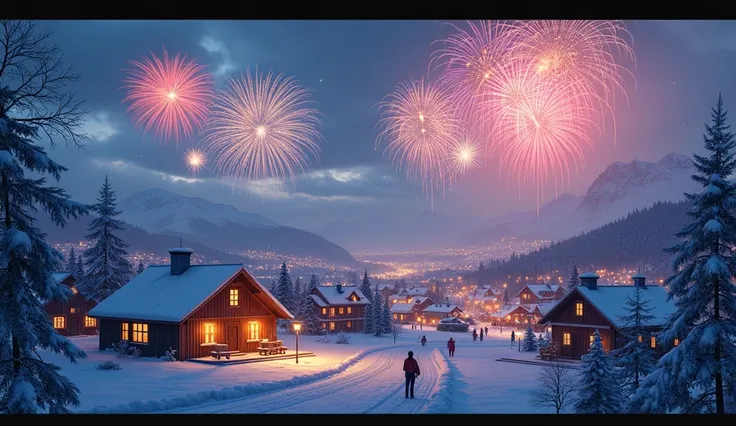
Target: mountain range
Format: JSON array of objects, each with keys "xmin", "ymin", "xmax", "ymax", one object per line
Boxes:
[{"xmin": 319, "ymin": 153, "xmax": 699, "ymax": 250}]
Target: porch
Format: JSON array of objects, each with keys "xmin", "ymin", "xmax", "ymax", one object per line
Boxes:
[{"xmin": 189, "ymin": 349, "xmax": 316, "ymax": 366}]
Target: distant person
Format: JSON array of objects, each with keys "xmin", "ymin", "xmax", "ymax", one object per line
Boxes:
[
  {"xmin": 510, "ymin": 330, "xmax": 516, "ymax": 348},
  {"xmin": 480, "ymin": 328, "xmax": 484, "ymax": 341},
  {"xmin": 403, "ymin": 351, "xmax": 421, "ymax": 399},
  {"xmin": 421, "ymin": 336, "xmax": 427, "ymax": 346},
  {"xmin": 472, "ymin": 329, "xmax": 478, "ymax": 342},
  {"xmin": 485, "ymin": 326, "xmax": 489, "ymax": 335},
  {"xmin": 447, "ymin": 337, "xmax": 456, "ymax": 357}
]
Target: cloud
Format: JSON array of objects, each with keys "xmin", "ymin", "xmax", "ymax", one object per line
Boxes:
[
  {"xmin": 199, "ymin": 35, "xmax": 236, "ymax": 78},
  {"xmin": 83, "ymin": 112, "xmax": 118, "ymax": 143},
  {"xmin": 654, "ymin": 20, "xmax": 736, "ymax": 54},
  {"xmin": 90, "ymin": 158, "xmax": 203, "ymax": 184}
]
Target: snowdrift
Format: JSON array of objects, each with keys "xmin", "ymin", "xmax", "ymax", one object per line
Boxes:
[{"xmin": 425, "ymin": 349, "xmax": 453, "ymax": 413}]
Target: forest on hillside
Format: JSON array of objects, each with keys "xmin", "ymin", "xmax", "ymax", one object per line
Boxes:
[{"xmin": 469, "ymin": 201, "xmax": 690, "ymax": 290}]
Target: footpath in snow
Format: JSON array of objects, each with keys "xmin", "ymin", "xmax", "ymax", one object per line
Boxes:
[{"xmin": 165, "ymin": 346, "xmax": 450, "ymax": 414}]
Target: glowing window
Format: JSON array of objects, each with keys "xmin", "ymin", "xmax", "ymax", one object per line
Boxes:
[
  {"xmin": 575, "ymin": 302, "xmax": 583, "ymax": 316},
  {"xmin": 563, "ymin": 332, "xmax": 571, "ymax": 346},
  {"xmin": 84, "ymin": 316, "xmax": 96, "ymax": 327},
  {"xmin": 350, "ymin": 294, "xmax": 358, "ymax": 301},
  {"xmin": 347, "ymin": 321, "xmax": 352, "ymax": 328},
  {"xmin": 132, "ymin": 323, "xmax": 148, "ymax": 344},
  {"xmin": 650, "ymin": 336, "xmax": 656, "ymax": 348},
  {"xmin": 229, "ymin": 289, "xmax": 239, "ymax": 306},
  {"xmin": 53, "ymin": 316, "xmax": 65, "ymax": 329},
  {"xmin": 329, "ymin": 308, "xmax": 335, "ymax": 317},
  {"xmin": 329, "ymin": 322, "xmax": 335, "ymax": 331},
  {"xmin": 638, "ymin": 335, "xmax": 643, "ymax": 343},
  {"xmin": 589, "ymin": 335, "xmax": 595, "ymax": 345},
  {"xmin": 674, "ymin": 338, "xmax": 680, "ymax": 346},
  {"xmin": 204, "ymin": 323, "xmax": 215, "ymax": 343},
  {"xmin": 248, "ymin": 321, "xmax": 260, "ymax": 340},
  {"xmin": 70, "ymin": 307, "xmax": 77, "ymax": 314},
  {"xmin": 321, "ymin": 308, "xmax": 327, "ymax": 315},
  {"xmin": 393, "ymin": 314, "xmax": 398, "ymax": 319},
  {"xmin": 70, "ymin": 286, "xmax": 78, "ymax": 295},
  {"xmin": 347, "ymin": 307, "xmax": 352, "ymax": 314},
  {"xmin": 339, "ymin": 307, "xmax": 344, "ymax": 315},
  {"xmin": 121, "ymin": 323, "xmax": 129, "ymax": 340}
]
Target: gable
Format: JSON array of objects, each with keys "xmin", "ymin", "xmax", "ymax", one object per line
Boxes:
[{"xmin": 538, "ymin": 288, "xmax": 618, "ymax": 328}]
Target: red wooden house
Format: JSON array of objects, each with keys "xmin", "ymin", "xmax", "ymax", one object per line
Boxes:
[
  {"xmin": 538, "ymin": 273, "xmax": 676, "ymax": 360},
  {"xmin": 390, "ymin": 296, "xmax": 435, "ymax": 323},
  {"xmin": 88, "ymin": 248, "xmax": 293, "ymax": 361},
  {"xmin": 310, "ymin": 284, "xmax": 371, "ymax": 333},
  {"xmin": 420, "ymin": 303, "xmax": 464, "ymax": 325},
  {"xmin": 516, "ymin": 283, "xmax": 565, "ymax": 305},
  {"xmin": 45, "ymin": 273, "xmax": 98, "ymax": 337}
]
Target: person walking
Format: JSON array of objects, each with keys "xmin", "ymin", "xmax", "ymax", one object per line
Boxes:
[
  {"xmin": 421, "ymin": 336, "xmax": 427, "ymax": 346},
  {"xmin": 472, "ymin": 329, "xmax": 478, "ymax": 342},
  {"xmin": 510, "ymin": 330, "xmax": 516, "ymax": 348},
  {"xmin": 480, "ymin": 328, "xmax": 484, "ymax": 341},
  {"xmin": 447, "ymin": 337, "xmax": 455, "ymax": 357},
  {"xmin": 403, "ymin": 351, "xmax": 421, "ymax": 399},
  {"xmin": 485, "ymin": 326, "xmax": 488, "ymax": 335}
]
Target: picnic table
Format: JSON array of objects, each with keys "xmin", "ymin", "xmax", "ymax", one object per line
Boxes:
[
  {"xmin": 539, "ymin": 342, "xmax": 560, "ymax": 361},
  {"xmin": 257, "ymin": 340, "xmax": 287, "ymax": 355},
  {"xmin": 201, "ymin": 342, "xmax": 238, "ymax": 360}
]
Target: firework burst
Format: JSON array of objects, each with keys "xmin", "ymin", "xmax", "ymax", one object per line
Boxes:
[
  {"xmin": 203, "ymin": 69, "xmax": 322, "ymax": 188},
  {"xmin": 447, "ymin": 137, "xmax": 480, "ymax": 180},
  {"xmin": 184, "ymin": 149, "xmax": 207, "ymax": 174},
  {"xmin": 122, "ymin": 49, "xmax": 214, "ymax": 144},
  {"xmin": 377, "ymin": 78, "xmax": 461, "ymax": 207}
]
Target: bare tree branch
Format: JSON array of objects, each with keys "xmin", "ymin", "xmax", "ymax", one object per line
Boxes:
[
  {"xmin": 529, "ymin": 361, "xmax": 577, "ymax": 414},
  {"xmin": 0, "ymin": 20, "xmax": 88, "ymax": 148}
]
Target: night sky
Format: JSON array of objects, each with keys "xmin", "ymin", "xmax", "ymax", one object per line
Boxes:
[{"xmin": 37, "ymin": 20, "xmax": 736, "ymax": 231}]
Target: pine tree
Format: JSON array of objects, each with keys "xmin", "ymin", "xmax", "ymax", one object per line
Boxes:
[
  {"xmin": 502, "ymin": 286, "xmax": 510, "ymax": 306},
  {"xmin": 631, "ymin": 95, "xmax": 736, "ymax": 415},
  {"xmin": 359, "ymin": 269, "xmax": 373, "ymax": 304},
  {"xmin": 361, "ymin": 270, "xmax": 375, "ymax": 334},
  {"xmin": 381, "ymin": 296, "xmax": 393, "ymax": 334},
  {"xmin": 274, "ymin": 262, "xmax": 295, "ymax": 314},
  {"xmin": 574, "ymin": 330, "xmax": 624, "ymax": 414},
  {"xmin": 363, "ymin": 301, "xmax": 374, "ymax": 334},
  {"xmin": 613, "ymin": 285, "xmax": 656, "ymax": 397},
  {"xmin": 0, "ymin": 20, "xmax": 90, "ymax": 412},
  {"xmin": 372, "ymin": 287, "xmax": 383, "ymax": 337},
  {"xmin": 299, "ymin": 274, "xmax": 322, "ymax": 335},
  {"xmin": 77, "ymin": 176, "xmax": 133, "ymax": 302},
  {"xmin": 568, "ymin": 265, "xmax": 579, "ymax": 289},
  {"xmin": 65, "ymin": 247, "xmax": 77, "ymax": 275},
  {"xmin": 136, "ymin": 261, "xmax": 144, "ymax": 276},
  {"xmin": 523, "ymin": 324, "xmax": 538, "ymax": 351},
  {"xmin": 293, "ymin": 277, "xmax": 302, "ymax": 303},
  {"xmin": 75, "ymin": 255, "xmax": 84, "ymax": 278}
]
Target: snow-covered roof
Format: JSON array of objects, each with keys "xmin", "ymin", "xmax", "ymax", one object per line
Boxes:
[
  {"xmin": 410, "ymin": 296, "xmax": 433, "ymax": 305},
  {"xmin": 422, "ymin": 304, "xmax": 462, "ymax": 314},
  {"xmin": 375, "ymin": 284, "xmax": 394, "ymax": 291},
  {"xmin": 313, "ymin": 285, "xmax": 371, "ymax": 306},
  {"xmin": 576, "ymin": 285, "xmax": 675, "ymax": 328},
  {"xmin": 310, "ymin": 294, "xmax": 327, "ymax": 308},
  {"xmin": 579, "ymin": 272, "xmax": 600, "ymax": 279},
  {"xmin": 495, "ymin": 305, "xmax": 531, "ymax": 317},
  {"xmin": 52, "ymin": 272, "xmax": 72, "ymax": 283},
  {"xmin": 516, "ymin": 284, "xmax": 563, "ymax": 298},
  {"xmin": 470, "ymin": 295, "xmax": 497, "ymax": 302},
  {"xmin": 406, "ymin": 287, "xmax": 428, "ymax": 296},
  {"xmin": 529, "ymin": 303, "xmax": 555, "ymax": 315},
  {"xmin": 631, "ymin": 273, "xmax": 646, "ymax": 279},
  {"xmin": 89, "ymin": 264, "xmax": 293, "ymax": 322},
  {"xmin": 390, "ymin": 303, "xmax": 415, "ymax": 313}
]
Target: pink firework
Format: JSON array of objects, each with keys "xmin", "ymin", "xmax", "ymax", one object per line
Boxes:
[
  {"xmin": 377, "ymin": 78, "xmax": 461, "ymax": 209},
  {"xmin": 122, "ymin": 49, "xmax": 214, "ymax": 144}
]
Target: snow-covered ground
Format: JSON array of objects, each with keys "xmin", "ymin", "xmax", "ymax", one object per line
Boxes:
[{"xmin": 39, "ymin": 324, "xmax": 578, "ymax": 413}]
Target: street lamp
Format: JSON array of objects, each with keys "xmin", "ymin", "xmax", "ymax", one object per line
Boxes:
[{"xmin": 292, "ymin": 321, "xmax": 302, "ymax": 364}]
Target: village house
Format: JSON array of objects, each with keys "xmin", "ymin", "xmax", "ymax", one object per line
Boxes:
[
  {"xmin": 420, "ymin": 303, "xmax": 464, "ymax": 325},
  {"xmin": 45, "ymin": 272, "xmax": 98, "ymax": 337},
  {"xmin": 468, "ymin": 286, "xmax": 502, "ymax": 311},
  {"xmin": 390, "ymin": 296, "xmax": 436, "ymax": 324},
  {"xmin": 397, "ymin": 286, "xmax": 429, "ymax": 298},
  {"xmin": 493, "ymin": 304, "xmax": 534, "ymax": 325},
  {"xmin": 88, "ymin": 248, "xmax": 293, "ymax": 361},
  {"xmin": 516, "ymin": 283, "xmax": 566, "ymax": 305},
  {"xmin": 375, "ymin": 284, "xmax": 396, "ymax": 301},
  {"xmin": 538, "ymin": 272, "xmax": 676, "ymax": 360},
  {"xmin": 310, "ymin": 284, "xmax": 370, "ymax": 333}
]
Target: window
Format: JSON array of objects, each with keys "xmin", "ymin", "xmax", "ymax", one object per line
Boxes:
[
  {"xmin": 321, "ymin": 308, "xmax": 327, "ymax": 315},
  {"xmin": 589, "ymin": 335, "xmax": 595, "ymax": 345},
  {"xmin": 84, "ymin": 316, "xmax": 96, "ymax": 327},
  {"xmin": 132, "ymin": 323, "xmax": 148, "ymax": 344},
  {"xmin": 347, "ymin": 321, "xmax": 352, "ymax": 329},
  {"xmin": 393, "ymin": 313, "xmax": 398, "ymax": 319},
  {"xmin": 638, "ymin": 335, "xmax": 643, "ymax": 343},
  {"xmin": 400, "ymin": 314, "xmax": 405, "ymax": 320},
  {"xmin": 563, "ymin": 332, "xmax": 571, "ymax": 346},
  {"xmin": 575, "ymin": 302, "xmax": 583, "ymax": 316},
  {"xmin": 53, "ymin": 316, "xmax": 65, "ymax": 329},
  {"xmin": 321, "ymin": 323, "xmax": 326, "ymax": 329},
  {"xmin": 329, "ymin": 308, "xmax": 335, "ymax": 317},
  {"xmin": 674, "ymin": 338, "xmax": 680, "ymax": 346},
  {"xmin": 523, "ymin": 293, "xmax": 529, "ymax": 299},
  {"xmin": 650, "ymin": 336, "xmax": 656, "ymax": 348},
  {"xmin": 248, "ymin": 321, "xmax": 260, "ymax": 340},
  {"xmin": 229, "ymin": 289, "xmax": 239, "ymax": 306},
  {"xmin": 329, "ymin": 322, "xmax": 335, "ymax": 331},
  {"xmin": 204, "ymin": 323, "xmax": 215, "ymax": 343},
  {"xmin": 347, "ymin": 307, "xmax": 352, "ymax": 314},
  {"xmin": 338, "ymin": 307, "xmax": 344, "ymax": 315},
  {"xmin": 70, "ymin": 286, "xmax": 78, "ymax": 294},
  {"xmin": 350, "ymin": 294, "xmax": 358, "ymax": 302},
  {"xmin": 121, "ymin": 323, "xmax": 129, "ymax": 340},
  {"xmin": 70, "ymin": 307, "xmax": 77, "ymax": 314}
]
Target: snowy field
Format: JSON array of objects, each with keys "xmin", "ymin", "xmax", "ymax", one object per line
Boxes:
[{"xmin": 39, "ymin": 324, "xmax": 576, "ymax": 413}]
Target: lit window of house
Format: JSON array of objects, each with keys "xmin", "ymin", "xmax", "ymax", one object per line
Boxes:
[
  {"xmin": 339, "ymin": 307, "xmax": 344, "ymax": 315},
  {"xmin": 347, "ymin": 321, "xmax": 352, "ymax": 329},
  {"xmin": 589, "ymin": 335, "xmax": 595, "ymax": 345},
  {"xmin": 674, "ymin": 338, "xmax": 680, "ymax": 346},
  {"xmin": 329, "ymin": 308, "xmax": 335, "ymax": 317},
  {"xmin": 53, "ymin": 316, "xmax": 65, "ymax": 329},
  {"xmin": 84, "ymin": 316, "xmax": 96, "ymax": 327},
  {"xmin": 575, "ymin": 302, "xmax": 583, "ymax": 316},
  {"xmin": 70, "ymin": 307, "xmax": 77, "ymax": 314},
  {"xmin": 229, "ymin": 289, "xmax": 239, "ymax": 306},
  {"xmin": 204, "ymin": 323, "xmax": 215, "ymax": 343},
  {"xmin": 650, "ymin": 336, "xmax": 656, "ymax": 348},
  {"xmin": 350, "ymin": 294, "xmax": 358, "ymax": 302},
  {"xmin": 563, "ymin": 332, "xmax": 571, "ymax": 346},
  {"xmin": 400, "ymin": 314, "xmax": 405, "ymax": 320},
  {"xmin": 638, "ymin": 335, "xmax": 643, "ymax": 343},
  {"xmin": 393, "ymin": 314, "xmax": 398, "ymax": 319},
  {"xmin": 248, "ymin": 321, "xmax": 260, "ymax": 340},
  {"xmin": 321, "ymin": 308, "xmax": 327, "ymax": 315},
  {"xmin": 347, "ymin": 307, "xmax": 352, "ymax": 314},
  {"xmin": 321, "ymin": 323, "xmax": 326, "ymax": 329},
  {"xmin": 329, "ymin": 322, "xmax": 335, "ymax": 331},
  {"xmin": 121, "ymin": 323, "xmax": 129, "ymax": 340},
  {"xmin": 70, "ymin": 286, "xmax": 78, "ymax": 294},
  {"xmin": 132, "ymin": 323, "xmax": 148, "ymax": 343}
]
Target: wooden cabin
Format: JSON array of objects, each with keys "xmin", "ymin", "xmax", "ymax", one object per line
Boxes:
[
  {"xmin": 493, "ymin": 304, "xmax": 533, "ymax": 324},
  {"xmin": 88, "ymin": 248, "xmax": 293, "ymax": 361},
  {"xmin": 538, "ymin": 273, "xmax": 676, "ymax": 360},
  {"xmin": 420, "ymin": 303, "xmax": 464, "ymax": 325},
  {"xmin": 45, "ymin": 273, "xmax": 99, "ymax": 337},
  {"xmin": 516, "ymin": 284, "xmax": 565, "ymax": 305},
  {"xmin": 375, "ymin": 284, "xmax": 396, "ymax": 301},
  {"xmin": 310, "ymin": 284, "xmax": 370, "ymax": 333},
  {"xmin": 390, "ymin": 296, "xmax": 435, "ymax": 324}
]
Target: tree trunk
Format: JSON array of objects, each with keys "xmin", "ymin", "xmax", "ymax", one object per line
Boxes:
[{"xmin": 2, "ymin": 173, "xmax": 21, "ymax": 376}]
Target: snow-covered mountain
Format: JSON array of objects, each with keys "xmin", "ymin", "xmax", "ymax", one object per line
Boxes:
[{"xmin": 118, "ymin": 188, "xmax": 357, "ymax": 264}]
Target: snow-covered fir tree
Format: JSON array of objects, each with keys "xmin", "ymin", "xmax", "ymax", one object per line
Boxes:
[
  {"xmin": 613, "ymin": 284, "xmax": 656, "ymax": 397},
  {"xmin": 568, "ymin": 265, "xmax": 579, "ymax": 288},
  {"xmin": 631, "ymin": 95, "xmax": 736, "ymax": 415},
  {"xmin": 65, "ymin": 247, "xmax": 77, "ymax": 275},
  {"xmin": 0, "ymin": 20, "xmax": 91, "ymax": 413},
  {"xmin": 522, "ymin": 324, "xmax": 538, "ymax": 351},
  {"xmin": 77, "ymin": 176, "xmax": 133, "ymax": 303},
  {"xmin": 75, "ymin": 255, "xmax": 84, "ymax": 278},
  {"xmin": 362, "ymin": 270, "xmax": 375, "ymax": 334},
  {"xmin": 136, "ymin": 261, "xmax": 144, "ymax": 276},
  {"xmin": 502, "ymin": 286, "xmax": 510, "ymax": 306},
  {"xmin": 574, "ymin": 330, "xmax": 624, "ymax": 414},
  {"xmin": 381, "ymin": 296, "xmax": 393, "ymax": 334},
  {"xmin": 274, "ymin": 262, "xmax": 295, "ymax": 314},
  {"xmin": 359, "ymin": 269, "xmax": 373, "ymax": 304},
  {"xmin": 299, "ymin": 274, "xmax": 322, "ymax": 335},
  {"xmin": 293, "ymin": 277, "xmax": 302, "ymax": 306},
  {"xmin": 372, "ymin": 287, "xmax": 383, "ymax": 337}
]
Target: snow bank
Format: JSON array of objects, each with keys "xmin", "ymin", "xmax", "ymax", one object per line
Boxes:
[
  {"xmin": 425, "ymin": 349, "xmax": 453, "ymax": 414},
  {"xmin": 81, "ymin": 347, "xmax": 386, "ymax": 414}
]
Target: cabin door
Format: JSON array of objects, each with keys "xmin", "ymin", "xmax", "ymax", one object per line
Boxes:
[
  {"xmin": 68, "ymin": 316, "xmax": 79, "ymax": 336},
  {"xmin": 226, "ymin": 325, "xmax": 239, "ymax": 351}
]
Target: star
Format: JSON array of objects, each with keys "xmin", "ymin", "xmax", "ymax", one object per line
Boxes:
[{"xmin": 319, "ymin": 79, "xmax": 323, "ymax": 83}]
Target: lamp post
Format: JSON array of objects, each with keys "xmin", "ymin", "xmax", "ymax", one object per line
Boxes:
[{"xmin": 292, "ymin": 321, "xmax": 302, "ymax": 364}]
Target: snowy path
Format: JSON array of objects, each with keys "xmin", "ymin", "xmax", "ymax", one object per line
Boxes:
[{"xmin": 165, "ymin": 346, "xmax": 445, "ymax": 414}]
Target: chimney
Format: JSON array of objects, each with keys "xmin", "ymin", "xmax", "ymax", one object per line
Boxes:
[
  {"xmin": 632, "ymin": 273, "xmax": 647, "ymax": 288},
  {"xmin": 579, "ymin": 272, "xmax": 599, "ymax": 290},
  {"xmin": 336, "ymin": 283, "xmax": 343, "ymax": 294},
  {"xmin": 168, "ymin": 248, "xmax": 193, "ymax": 276}
]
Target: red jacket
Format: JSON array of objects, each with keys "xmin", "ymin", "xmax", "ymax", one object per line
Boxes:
[
  {"xmin": 403, "ymin": 357, "xmax": 420, "ymax": 374},
  {"xmin": 447, "ymin": 340, "xmax": 456, "ymax": 350}
]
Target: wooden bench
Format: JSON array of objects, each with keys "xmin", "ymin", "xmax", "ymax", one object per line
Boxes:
[
  {"xmin": 211, "ymin": 350, "xmax": 239, "ymax": 360},
  {"xmin": 277, "ymin": 346, "xmax": 288, "ymax": 354},
  {"xmin": 539, "ymin": 342, "xmax": 559, "ymax": 361}
]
